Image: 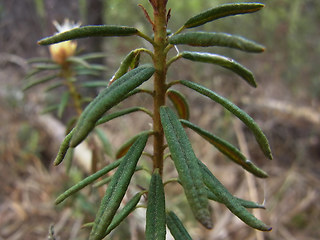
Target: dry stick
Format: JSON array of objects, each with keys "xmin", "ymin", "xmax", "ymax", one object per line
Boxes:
[
  {"xmin": 242, "ymin": 96, "xmax": 320, "ymax": 125},
  {"xmin": 233, "ymin": 119, "xmax": 265, "ymax": 240}
]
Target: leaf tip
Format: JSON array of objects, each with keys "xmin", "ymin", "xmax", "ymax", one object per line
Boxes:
[
  {"xmin": 54, "ymin": 197, "xmax": 62, "ymax": 205},
  {"xmin": 53, "ymin": 154, "xmax": 64, "ymax": 166},
  {"xmin": 53, "ymin": 159, "xmax": 60, "ymax": 166},
  {"xmin": 202, "ymin": 219, "xmax": 213, "ymax": 229},
  {"xmin": 37, "ymin": 38, "xmax": 49, "ymax": 46},
  {"xmin": 196, "ymin": 209, "xmax": 214, "ymax": 229}
]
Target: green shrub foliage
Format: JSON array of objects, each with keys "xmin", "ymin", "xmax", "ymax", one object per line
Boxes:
[{"xmin": 28, "ymin": 1, "xmax": 272, "ymax": 239}]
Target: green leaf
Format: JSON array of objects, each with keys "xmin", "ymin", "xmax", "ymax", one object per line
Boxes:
[
  {"xmin": 166, "ymin": 211, "xmax": 193, "ymax": 240},
  {"xmin": 90, "ymin": 134, "xmax": 148, "ymax": 240},
  {"xmin": 33, "ymin": 63, "xmax": 60, "ymax": 70},
  {"xmin": 41, "ymin": 104, "xmax": 59, "ymax": 114},
  {"xmin": 65, "ymin": 117, "xmax": 78, "ymax": 135},
  {"xmin": 23, "ymin": 74, "xmax": 58, "ymax": 91},
  {"xmin": 96, "ymin": 106, "xmax": 152, "ymax": 126},
  {"xmin": 160, "ymin": 106, "xmax": 213, "ymax": 229},
  {"xmin": 180, "ymin": 80, "xmax": 272, "ymax": 160},
  {"xmin": 81, "ymin": 81, "xmax": 108, "ymax": 88},
  {"xmin": 103, "ymin": 192, "xmax": 144, "ymax": 237},
  {"xmin": 93, "ymin": 166, "xmax": 143, "ymax": 188},
  {"xmin": 45, "ymin": 82, "xmax": 63, "ymax": 92},
  {"xmin": 184, "ymin": 3, "xmax": 264, "ymax": 29},
  {"xmin": 69, "ymin": 65, "xmax": 155, "ymax": 148},
  {"xmin": 109, "ymin": 49, "xmax": 141, "ymax": 85},
  {"xmin": 77, "ymin": 64, "xmax": 107, "ymax": 72},
  {"xmin": 57, "ymin": 92, "xmax": 70, "ymax": 118},
  {"xmin": 130, "ymin": 50, "xmax": 141, "ymax": 69},
  {"xmin": 27, "ymin": 57, "xmax": 54, "ymax": 64},
  {"xmin": 55, "ymin": 157, "xmax": 123, "ymax": 204},
  {"xmin": 94, "ymin": 128, "xmax": 113, "ymax": 157},
  {"xmin": 54, "ymin": 129, "xmax": 75, "ymax": 166},
  {"xmin": 64, "ymin": 148, "xmax": 74, "ymax": 174},
  {"xmin": 125, "ymin": 88, "xmax": 154, "ymax": 99},
  {"xmin": 25, "ymin": 68, "xmax": 43, "ymax": 79},
  {"xmin": 115, "ymin": 130, "xmax": 153, "ymax": 159},
  {"xmin": 167, "ymin": 89, "xmax": 190, "ymax": 120},
  {"xmin": 199, "ymin": 160, "xmax": 272, "ymax": 231},
  {"xmin": 205, "ymin": 188, "xmax": 265, "ymax": 209},
  {"xmin": 146, "ymin": 169, "xmax": 166, "ymax": 240},
  {"xmin": 67, "ymin": 56, "xmax": 91, "ymax": 68},
  {"xmin": 75, "ymin": 68, "xmax": 102, "ymax": 77},
  {"xmin": 93, "ymin": 175, "xmax": 113, "ymax": 188},
  {"xmin": 180, "ymin": 119, "xmax": 268, "ymax": 178},
  {"xmin": 169, "ymin": 32, "xmax": 265, "ymax": 53},
  {"xmin": 80, "ymin": 52, "xmax": 108, "ymax": 60},
  {"xmin": 54, "ymin": 107, "xmax": 151, "ymax": 165},
  {"xmin": 38, "ymin": 25, "xmax": 139, "ymax": 45},
  {"xmin": 181, "ymin": 51, "xmax": 256, "ymax": 87}
]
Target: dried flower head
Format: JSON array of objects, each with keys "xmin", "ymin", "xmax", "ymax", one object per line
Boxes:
[{"xmin": 49, "ymin": 19, "xmax": 81, "ymax": 66}]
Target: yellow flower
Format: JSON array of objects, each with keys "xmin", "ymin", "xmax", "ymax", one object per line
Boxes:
[{"xmin": 49, "ymin": 19, "xmax": 81, "ymax": 66}]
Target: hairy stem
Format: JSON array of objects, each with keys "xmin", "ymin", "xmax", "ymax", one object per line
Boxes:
[{"xmin": 152, "ymin": 1, "xmax": 168, "ymax": 176}]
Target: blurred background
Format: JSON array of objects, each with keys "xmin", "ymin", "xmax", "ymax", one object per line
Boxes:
[{"xmin": 0, "ymin": 0, "xmax": 319, "ymax": 239}]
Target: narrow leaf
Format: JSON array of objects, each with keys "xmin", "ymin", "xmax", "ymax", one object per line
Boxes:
[
  {"xmin": 75, "ymin": 68, "xmax": 102, "ymax": 77},
  {"xmin": 41, "ymin": 104, "xmax": 59, "ymax": 114},
  {"xmin": 125, "ymin": 88, "xmax": 154, "ymax": 99},
  {"xmin": 93, "ymin": 175, "xmax": 113, "ymax": 188},
  {"xmin": 23, "ymin": 74, "xmax": 58, "ymax": 91},
  {"xmin": 103, "ymin": 192, "xmax": 143, "ymax": 237},
  {"xmin": 54, "ymin": 129, "xmax": 75, "ymax": 166},
  {"xmin": 45, "ymin": 82, "xmax": 63, "ymax": 92},
  {"xmin": 38, "ymin": 25, "xmax": 139, "ymax": 45},
  {"xmin": 167, "ymin": 89, "xmax": 190, "ymax": 120},
  {"xmin": 81, "ymin": 81, "xmax": 108, "ymax": 88},
  {"xmin": 80, "ymin": 52, "xmax": 108, "ymax": 60},
  {"xmin": 54, "ymin": 107, "xmax": 151, "ymax": 165},
  {"xmin": 75, "ymin": 64, "xmax": 107, "ymax": 72},
  {"xmin": 199, "ymin": 160, "xmax": 271, "ymax": 231},
  {"xmin": 169, "ymin": 32, "xmax": 265, "ymax": 53},
  {"xmin": 67, "ymin": 56, "xmax": 91, "ymax": 68},
  {"xmin": 180, "ymin": 119, "xmax": 268, "ymax": 178},
  {"xmin": 70, "ymin": 65, "xmax": 155, "ymax": 148},
  {"xmin": 57, "ymin": 92, "xmax": 70, "ymax": 118},
  {"xmin": 25, "ymin": 68, "xmax": 43, "ymax": 79},
  {"xmin": 94, "ymin": 128, "xmax": 113, "ymax": 157},
  {"xmin": 64, "ymin": 148, "xmax": 74, "ymax": 174},
  {"xmin": 109, "ymin": 49, "xmax": 140, "ymax": 85},
  {"xmin": 180, "ymin": 80, "xmax": 272, "ymax": 160},
  {"xmin": 160, "ymin": 106, "xmax": 213, "ymax": 229},
  {"xmin": 181, "ymin": 51, "xmax": 256, "ymax": 87},
  {"xmin": 166, "ymin": 211, "xmax": 193, "ymax": 240},
  {"xmin": 27, "ymin": 57, "xmax": 54, "ymax": 64},
  {"xmin": 55, "ymin": 158, "xmax": 123, "ymax": 204},
  {"xmin": 146, "ymin": 169, "xmax": 166, "ymax": 240},
  {"xmin": 90, "ymin": 134, "xmax": 148, "ymax": 240},
  {"xmin": 93, "ymin": 166, "xmax": 143, "ymax": 188},
  {"xmin": 206, "ymin": 189, "xmax": 265, "ymax": 209},
  {"xmin": 33, "ymin": 63, "xmax": 60, "ymax": 70},
  {"xmin": 115, "ymin": 130, "xmax": 153, "ymax": 159},
  {"xmin": 130, "ymin": 51, "xmax": 141, "ymax": 69},
  {"xmin": 96, "ymin": 107, "xmax": 151, "ymax": 126},
  {"xmin": 184, "ymin": 3, "xmax": 264, "ymax": 29}
]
